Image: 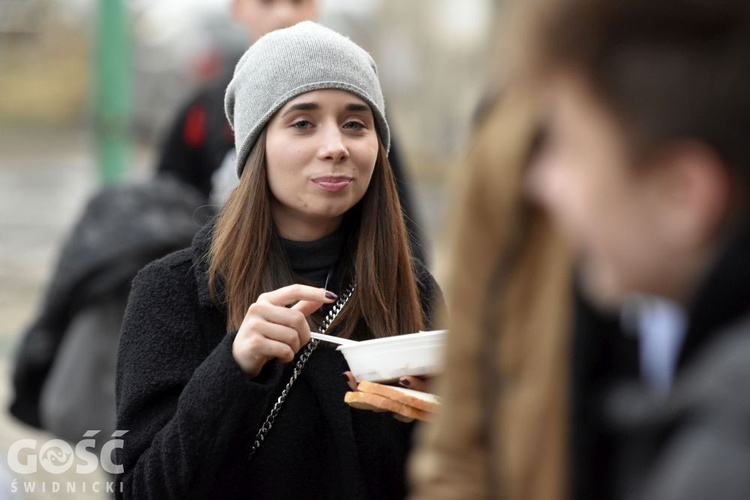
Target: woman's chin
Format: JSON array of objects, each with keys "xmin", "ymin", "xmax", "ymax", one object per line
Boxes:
[{"xmin": 307, "ymin": 202, "xmax": 358, "ymax": 220}]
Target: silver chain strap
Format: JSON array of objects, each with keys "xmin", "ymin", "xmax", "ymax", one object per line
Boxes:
[{"xmin": 248, "ymin": 283, "xmax": 356, "ymax": 459}]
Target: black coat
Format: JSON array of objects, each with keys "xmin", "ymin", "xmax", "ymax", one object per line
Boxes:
[
  {"xmin": 115, "ymin": 221, "xmax": 444, "ymax": 500},
  {"xmin": 571, "ymin": 223, "xmax": 750, "ymax": 500}
]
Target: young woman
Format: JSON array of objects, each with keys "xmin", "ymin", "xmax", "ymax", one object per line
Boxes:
[{"xmin": 116, "ymin": 22, "xmax": 442, "ymax": 499}]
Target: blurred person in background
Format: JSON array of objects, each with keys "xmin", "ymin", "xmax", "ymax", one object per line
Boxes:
[
  {"xmin": 157, "ymin": 0, "xmax": 427, "ymax": 262},
  {"xmin": 156, "ymin": 0, "xmax": 319, "ymax": 202},
  {"xmin": 7, "ymin": 5, "xmax": 220, "ymax": 459},
  {"xmin": 116, "ymin": 22, "xmax": 443, "ymax": 499},
  {"xmin": 524, "ymin": 0, "xmax": 750, "ymax": 498},
  {"xmin": 8, "ymin": 178, "xmax": 208, "ymax": 455}
]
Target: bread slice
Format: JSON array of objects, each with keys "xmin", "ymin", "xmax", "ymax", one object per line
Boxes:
[
  {"xmin": 356, "ymin": 380, "xmax": 440, "ymax": 413},
  {"xmin": 344, "ymin": 391, "xmax": 433, "ymax": 422}
]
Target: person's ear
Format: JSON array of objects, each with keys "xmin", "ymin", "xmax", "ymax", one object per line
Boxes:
[{"xmin": 653, "ymin": 142, "xmax": 730, "ymax": 249}]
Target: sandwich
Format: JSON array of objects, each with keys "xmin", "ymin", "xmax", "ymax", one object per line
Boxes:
[{"xmin": 344, "ymin": 380, "xmax": 440, "ymax": 421}]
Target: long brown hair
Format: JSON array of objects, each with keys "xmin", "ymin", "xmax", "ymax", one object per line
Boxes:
[
  {"xmin": 457, "ymin": 91, "xmax": 573, "ymax": 500},
  {"xmin": 411, "ymin": 88, "xmax": 572, "ymax": 500},
  {"xmin": 208, "ymin": 129, "xmax": 424, "ymax": 339}
]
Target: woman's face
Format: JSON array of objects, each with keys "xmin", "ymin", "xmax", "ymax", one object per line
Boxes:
[{"xmin": 265, "ymin": 89, "xmax": 379, "ymax": 240}]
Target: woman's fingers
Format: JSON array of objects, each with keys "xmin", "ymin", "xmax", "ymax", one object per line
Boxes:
[
  {"xmin": 233, "ymin": 284, "xmax": 337, "ymax": 377},
  {"xmin": 258, "ymin": 284, "xmax": 336, "ymax": 307},
  {"xmin": 232, "ymin": 332, "xmax": 296, "ymax": 375},
  {"xmin": 291, "ymin": 299, "xmax": 329, "ymax": 318},
  {"xmin": 393, "ymin": 377, "xmax": 430, "ymax": 421},
  {"xmin": 235, "ymin": 308, "xmax": 306, "ymax": 376},
  {"xmin": 342, "ymin": 371, "xmax": 358, "ymax": 391},
  {"xmin": 398, "ymin": 376, "xmax": 430, "ymax": 392},
  {"xmin": 247, "ymin": 302, "xmax": 310, "ymax": 336},
  {"xmin": 250, "ymin": 320, "xmax": 303, "ymax": 353}
]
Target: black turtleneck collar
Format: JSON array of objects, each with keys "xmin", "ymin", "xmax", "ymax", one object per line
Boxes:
[
  {"xmin": 678, "ymin": 222, "xmax": 750, "ymax": 370},
  {"xmin": 279, "ymin": 227, "xmax": 347, "ymax": 289},
  {"xmin": 191, "ymin": 218, "xmax": 350, "ymax": 308}
]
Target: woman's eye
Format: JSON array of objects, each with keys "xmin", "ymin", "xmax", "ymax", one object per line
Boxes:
[
  {"xmin": 291, "ymin": 120, "xmax": 313, "ymax": 130},
  {"xmin": 343, "ymin": 121, "xmax": 366, "ymax": 131}
]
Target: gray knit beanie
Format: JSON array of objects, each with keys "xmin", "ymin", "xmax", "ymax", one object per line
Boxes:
[{"xmin": 225, "ymin": 21, "xmax": 390, "ymax": 178}]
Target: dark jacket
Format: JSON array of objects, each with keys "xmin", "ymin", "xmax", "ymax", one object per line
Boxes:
[
  {"xmin": 156, "ymin": 71, "xmax": 234, "ymax": 200},
  {"xmin": 115, "ymin": 221, "xmax": 444, "ymax": 500},
  {"xmin": 10, "ymin": 178, "xmax": 209, "ymax": 430},
  {"xmin": 571, "ymin": 224, "xmax": 750, "ymax": 500}
]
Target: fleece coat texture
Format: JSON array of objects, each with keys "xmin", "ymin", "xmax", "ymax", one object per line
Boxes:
[{"xmin": 115, "ymin": 220, "xmax": 443, "ymax": 499}]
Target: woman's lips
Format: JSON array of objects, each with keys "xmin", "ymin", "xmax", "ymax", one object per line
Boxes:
[{"xmin": 312, "ymin": 176, "xmax": 353, "ymax": 192}]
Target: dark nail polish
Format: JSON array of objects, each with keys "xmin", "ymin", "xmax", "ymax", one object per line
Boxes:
[
  {"xmin": 343, "ymin": 373, "xmax": 350, "ymax": 383},
  {"xmin": 399, "ymin": 378, "xmax": 410, "ymax": 387},
  {"xmin": 325, "ymin": 291, "xmax": 338, "ymax": 300}
]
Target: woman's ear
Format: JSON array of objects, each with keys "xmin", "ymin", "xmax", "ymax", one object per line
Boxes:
[{"xmin": 653, "ymin": 142, "xmax": 731, "ymax": 249}]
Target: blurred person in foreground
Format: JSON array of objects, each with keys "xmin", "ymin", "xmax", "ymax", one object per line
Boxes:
[
  {"xmin": 411, "ymin": 1, "xmax": 750, "ymax": 499},
  {"xmin": 407, "ymin": 89, "xmax": 630, "ymax": 500},
  {"xmin": 524, "ymin": 0, "xmax": 750, "ymax": 498},
  {"xmin": 158, "ymin": 0, "xmax": 427, "ymax": 262},
  {"xmin": 408, "ymin": 86, "xmax": 584, "ymax": 499}
]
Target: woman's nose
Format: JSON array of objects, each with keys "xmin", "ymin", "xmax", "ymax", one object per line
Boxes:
[{"xmin": 318, "ymin": 126, "xmax": 349, "ymax": 163}]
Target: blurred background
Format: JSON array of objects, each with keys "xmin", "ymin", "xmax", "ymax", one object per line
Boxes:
[{"xmin": 0, "ymin": 0, "xmax": 499, "ymax": 497}]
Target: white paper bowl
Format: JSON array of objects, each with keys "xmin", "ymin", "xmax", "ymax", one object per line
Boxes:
[{"xmin": 337, "ymin": 330, "xmax": 447, "ymax": 382}]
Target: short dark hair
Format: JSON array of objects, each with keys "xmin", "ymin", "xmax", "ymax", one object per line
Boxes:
[{"xmin": 533, "ymin": 0, "xmax": 750, "ymax": 186}]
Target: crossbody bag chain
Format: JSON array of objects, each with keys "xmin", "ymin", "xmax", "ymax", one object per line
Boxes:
[{"xmin": 248, "ymin": 282, "xmax": 356, "ymax": 459}]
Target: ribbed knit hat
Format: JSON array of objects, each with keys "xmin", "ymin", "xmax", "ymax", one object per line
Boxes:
[{"xmin": 225, "ymin": 21, "xmax": 390, "ymax": 178}]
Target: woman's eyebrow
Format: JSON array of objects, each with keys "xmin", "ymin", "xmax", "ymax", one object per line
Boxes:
[
  {"xmin": 345, "ymin": 103, "xmax": 370, "ymax": 112},
  {"xmin": 280, "ymin": 102, "xmax": 370, "ymax": 117},
  {"xmin": 281, "ymin": 102, "xmax": 319, "ymax": 116}
]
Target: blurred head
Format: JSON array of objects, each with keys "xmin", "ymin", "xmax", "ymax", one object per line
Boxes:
[
  {"xmin": 525, "ymin": 0, "xmax": 750, "ymax": 306},
  {"xmin": 230, "ymin": 0, "xmax": 319, "ymax": 41}
]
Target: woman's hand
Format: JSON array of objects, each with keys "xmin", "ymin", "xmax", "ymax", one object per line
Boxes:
[
  {"xmin": 233, "ymin": 284, "xmax": 336, "ymax": 378},
  {"xmin": 396, "ymin": 376, "xmax": 431, "ymax": 392}
]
